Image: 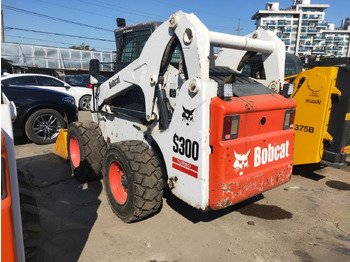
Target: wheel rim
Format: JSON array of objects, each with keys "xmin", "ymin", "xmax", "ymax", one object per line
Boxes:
[
  {"xmin": 80, "ymin": 96, "xmax": 91, "ymax": 110},
  {"xmin": 109, "ymin": 161, "xmax": 128, "ymax": 204},
  {"xmin": 32, "ymin": 113, "xmax": 61, "ymax": 141},
  {"xmin": 69, "ymin": 136, "xmax": 81, "ymax": 168}
]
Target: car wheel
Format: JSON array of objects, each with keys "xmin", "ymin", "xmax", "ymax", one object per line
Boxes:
[
  {"xmin": 79, "ymin": 95, "xmax": 91, "ymax": 111},
  {"xmin": 25, "ymin": 109, "xmax": 65, "ymax": 144}
]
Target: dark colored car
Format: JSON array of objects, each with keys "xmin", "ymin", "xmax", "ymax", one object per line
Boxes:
[
  {"xmin": 64, "ymin": 74, "xmax": 108, "ymax": 88},
  {"xmin": 1, "ymin": 74, "xmax": 92, "ymax": 111},
  {"xmin": 1, "ymin": 84, "xmax": 78, "ymax": 144}
]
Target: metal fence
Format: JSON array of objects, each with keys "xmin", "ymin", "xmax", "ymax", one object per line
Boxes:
[{"xmin": 1, "ymin": 42, "xmax": 116, "ymax": 72}]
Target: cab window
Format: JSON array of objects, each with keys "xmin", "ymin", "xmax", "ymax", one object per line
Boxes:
[{"xmin": 8, "ymin": 76, "xmax": 38, "ymax": 85}]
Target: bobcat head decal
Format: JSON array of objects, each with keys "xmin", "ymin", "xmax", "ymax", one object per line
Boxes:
[
  {"xmin": 182, "ymin": 106, "xmax": 195, "ymax": 126},
  {"xmin": 233, "ymin": 150, "xmax": 250, "ymax": 176}
]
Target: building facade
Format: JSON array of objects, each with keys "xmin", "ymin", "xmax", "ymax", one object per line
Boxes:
[{"xmin": 252, "ymin": 0, "xmax": 350, "ymax": 57}]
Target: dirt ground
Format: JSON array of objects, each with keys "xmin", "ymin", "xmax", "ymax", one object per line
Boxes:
[{"xmin": 15, "ymin": 111, "xmax": 350, "ymax": 262}]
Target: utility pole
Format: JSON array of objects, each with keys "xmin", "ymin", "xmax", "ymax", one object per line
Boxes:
[
  {"xmin": 236, "ymin": 19, "xmax": 243, "ymax": 36},
  {"xmin": 1, "ymin": 9, "xmax": 4, "ymax": 42}
]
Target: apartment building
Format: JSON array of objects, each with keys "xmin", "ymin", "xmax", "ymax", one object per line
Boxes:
[{"xmin": 252, "ymin": 0, "xmax": 350, "ymax": 57}]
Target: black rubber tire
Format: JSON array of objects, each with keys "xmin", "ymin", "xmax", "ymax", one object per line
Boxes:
[
  {"xmin": 79, "ymin": 95, "xmax": 91, "ymax": 111},
  {"xmin": 67, "ymin": 121, "xmax": 106, "ymax": 182},
  {"xmin": 25, "ymin": 108, "xmax": 65, "ymax": 144},
  {"xmin": 18, "ymin": 170, "xmax": 41, "ymax": 261},
  {"xmin": 103, "ymin": 141, "xmax": 164, "ymax": 223}
]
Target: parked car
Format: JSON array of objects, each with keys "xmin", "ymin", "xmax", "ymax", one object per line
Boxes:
[
  {"xmin": 64, "ymin": 74, "xmax": 108, "ymax": 88},
  {"xmin": 1, "ymin": 74, "xmax": 92, "ymax": 111},
  {"xmin": 1, "ymin": 84, "xmax": 78, "ymax": 144}
]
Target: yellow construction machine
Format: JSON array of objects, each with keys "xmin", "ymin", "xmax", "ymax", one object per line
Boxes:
[{"xmin": 289, "ymin": 66, "xmax": 350, "ymax": 167}]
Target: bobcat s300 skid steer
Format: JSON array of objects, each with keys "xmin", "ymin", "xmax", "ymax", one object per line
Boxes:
[{"xmin": 66, "ymin": 11, "xmax": 296, "ymax": 222}]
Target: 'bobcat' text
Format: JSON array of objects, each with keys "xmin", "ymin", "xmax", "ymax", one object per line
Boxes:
[{"xmin": 254, "ymin": 140, "xmax": 290, "ymax": 167}]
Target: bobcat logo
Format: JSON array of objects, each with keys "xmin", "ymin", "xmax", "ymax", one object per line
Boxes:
[
  {"xmin": 233, "ymin": 150, "xmax": 250, "ymax": 176},
  {"xmin": 182, "ymin": 106, "xmax": 195, "ymax": 126}
]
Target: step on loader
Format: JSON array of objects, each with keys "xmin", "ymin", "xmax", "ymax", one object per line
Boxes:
[{"xmin": 65, "ymin": 11, "xmax": 296, "ymax": 222}]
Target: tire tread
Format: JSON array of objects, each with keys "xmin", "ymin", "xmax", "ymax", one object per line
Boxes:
[
  {"xmin": 67, "ymin": 121, "xmax": 106, "ymax": 182},
  {"xmin": 105, "ymin": 140, "xmax": 164, "ymax": 222}
]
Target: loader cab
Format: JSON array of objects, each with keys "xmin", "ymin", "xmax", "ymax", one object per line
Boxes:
[
  {"xmin": 115, "ymin": 21, "xmax": 182, "ymax": 73},
  {"xmin": 111, "ymin": 21, "xmax": 184, "ymax": 115},
  {"xmin": 115, "ymin": 21, "xmax": 162, "ymax": 72}
]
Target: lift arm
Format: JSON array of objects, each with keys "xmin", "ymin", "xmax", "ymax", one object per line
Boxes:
[{"xmin": 97, "ymin": 11, "xmax": 285, "ymax": 120}]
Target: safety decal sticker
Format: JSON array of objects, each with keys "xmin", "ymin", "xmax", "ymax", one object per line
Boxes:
[{"xmin": 172, "ymin": 157, "xmax": 198, "ymax": 179}]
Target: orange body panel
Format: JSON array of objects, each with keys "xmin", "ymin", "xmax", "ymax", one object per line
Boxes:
[
  {"xmin": 1, "ymin": 133, "xmax": 17, "ymax": 262},
  {"xmin": 209, "ymin": 94, "xmax": 296, "ymax": 209}
]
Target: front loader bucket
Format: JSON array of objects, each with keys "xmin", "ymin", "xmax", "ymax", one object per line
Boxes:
[{"xmin": 53, "ymin": 129, "xmax": 68, "ymax": 160}]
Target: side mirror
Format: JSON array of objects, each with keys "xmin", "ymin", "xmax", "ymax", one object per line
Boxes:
[{"xmin": 89, "ymin": 59, "xmax": 100, "ymax": 85}]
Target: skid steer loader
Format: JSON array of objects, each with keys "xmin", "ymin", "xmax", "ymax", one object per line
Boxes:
[{"xmin": 66, "ymin": 11, "xmax": 296, "ymax": 222}]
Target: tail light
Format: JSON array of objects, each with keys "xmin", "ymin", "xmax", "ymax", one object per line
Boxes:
[
  {"xmin": 283, "ymin": 109, "xmax": 296, "ymax": 130},
  {"xmin": 222, "ymin": 115, "xmax": 240, "ymax": 140},
  {"xmin": 86, "ymin": 84, "xmax": 93, "ymax": 89}
]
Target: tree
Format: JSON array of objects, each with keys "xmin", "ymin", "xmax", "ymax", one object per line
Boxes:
[{"xmin": 69, "ymin": 43, "xmax": 96, "ymax": 51}]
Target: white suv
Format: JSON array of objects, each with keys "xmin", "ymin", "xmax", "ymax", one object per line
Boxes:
[{"xmin": 1, "ymin": 74, "xmax": 92, "ymax": 111}]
